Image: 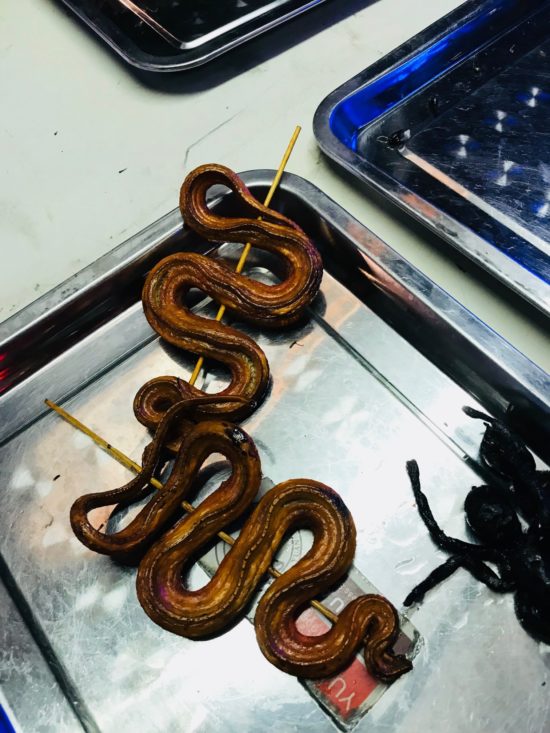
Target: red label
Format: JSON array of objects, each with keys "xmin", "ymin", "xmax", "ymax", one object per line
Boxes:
[{"xmin": 297, "ymin": 608, "xmax": 379, "ymax": 723}]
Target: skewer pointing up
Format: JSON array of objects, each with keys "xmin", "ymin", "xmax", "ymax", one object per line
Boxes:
[{"xmin": 188, "ymin": 125, "xmax": 301, "ymax": 387}]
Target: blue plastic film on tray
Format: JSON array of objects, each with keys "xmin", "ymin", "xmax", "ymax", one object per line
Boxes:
[
  {"xmin": 329, "ymin": 0, "xmax": 526, "ymax": 149},
  {"xmin": 0, "ymin": 705, "xmax": 16, "ymax": 733}
]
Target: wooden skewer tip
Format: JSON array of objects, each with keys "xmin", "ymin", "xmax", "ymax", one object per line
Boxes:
[
  {"xmin": 44, "ymin": 396, "xmax": 337, "ymax": 623},
  {"xmin": 188, "ymin": 125, "xmax": 301, "ymax": 388}
]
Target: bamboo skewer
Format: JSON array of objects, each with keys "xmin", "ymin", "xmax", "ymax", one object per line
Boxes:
[
  {"xmin": 188, "ymin": 125, "xmax": 301, "ymax": 387},
  {"xmin": 44, "ymin": 128, "xmax": 340, "ymax": 624},
  {"xmin": 45, "ymin": 398, "xmax": 338, "ymax": 624}
]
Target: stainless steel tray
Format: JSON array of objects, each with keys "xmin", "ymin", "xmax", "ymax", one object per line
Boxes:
[
  {"xmin": 0, "ymin": 171, "xmax": 549, "ymax": 733},
  {"xmin": 58, "ymin": 0, "xmax": 330, "ymax": 71},
  {"xmin": 314, "ymin": 0, "xmax": 550, "ymax": 316},
  {"xmin": 0, "ymin": 580, "xmax": 82, "ymax": 733}
]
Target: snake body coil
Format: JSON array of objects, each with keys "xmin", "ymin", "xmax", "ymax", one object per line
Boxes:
[
  {"xmin": 70, "ymin": 398, "xmax": 255, "ymax": 566},
  {"xmin": 134, "ymin": 164, "xmax": 323, "ymax": 449},
  {"xmin": 137, "ymin": 468, "xmax": 411, "ymax": 682},
  {"xmin": 70, "ymin": 166, "xmax": 412, "ymax": 683},
  {"xmin": 70, "ymin": 401, "xmax": 410, "ymax": 682}
]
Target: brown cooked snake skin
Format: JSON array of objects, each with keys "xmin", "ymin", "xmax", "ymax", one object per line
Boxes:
[
  {"xmin": 70, "ymin": 166, "xmax": 411, "ymax": 683},
  {"xmin": 136, "ymin": 467, "xmax": 411, "ymax": 682},
  {"xmin": 71, "ymin": 401, "xmax": 410, "ymax": 681},
  {"xmin": 69, "ymin": 397, "xmax": 256, "ymax": 565},
  {"xmin": 133, "ymin": 164, "xmax": 323, "ymax": 450}
]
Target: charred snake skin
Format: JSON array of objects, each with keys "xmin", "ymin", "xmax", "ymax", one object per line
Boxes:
[{"xmin": 133, "ymin": 164, "xmax": 323, "ymax": 450}]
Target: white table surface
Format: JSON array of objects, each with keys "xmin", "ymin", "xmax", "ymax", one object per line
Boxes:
[{"xmin": 1, "ymin": 0, "xmax": 549, "ymax": 371}]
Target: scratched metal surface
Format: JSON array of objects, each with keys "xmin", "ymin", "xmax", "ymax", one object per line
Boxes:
[
  {"xmin": 0, "ymin": 171, "xmax": 549, "ymax": 732},
  {"xmin": 401, "ymin": 35, "xmax": 550, "ymax": 269},
  {"xmin": 0, "ymin": 581, "xmax": 83, "ymax": 733}
]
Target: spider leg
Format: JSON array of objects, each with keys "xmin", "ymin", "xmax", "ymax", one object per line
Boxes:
[
  {"xmin": 515, "ymin": 590, "xmax": 550, "ymax": 645},
  {"xmin": 404, "ymin": 555, "xmax": 515, "ymax": 606},
  {"xmin": 404, "ymin": 556, "xmax": 464, "ymax": 606},
  {"xmin": 462, "ymin": 406, "xmax": 493, "ymax": 422},
  {"xmin": 406, "ymin": 461, "xmax": 497, "ymax": 559}
]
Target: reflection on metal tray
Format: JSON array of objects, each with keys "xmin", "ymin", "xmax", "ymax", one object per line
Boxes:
[
  {"xmin": 0, "ymin": 171, "xmax": 549, "ymax": 733},
  {"xmin": 0, "ymin": 580, "xmax": 82, "ymax": 733},
  {"xmin": 314, "ymin": 0, "xmax": 550, "ymax": 316},
  {"xmin": 58, "ymin": 0, "xmax": 329, "ymax": 70}
]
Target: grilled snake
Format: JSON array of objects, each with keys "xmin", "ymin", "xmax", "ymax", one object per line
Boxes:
[
  {"xmin": 70, "ymin": 168, "xmax": 411, "ymax": 682},
  {"xmin": 137, "ymin": 467, "xmax": 411, "ymax": 682},
  {"xmin": 69, "ymin": 397, "xmax": 253, "ymax": 566},
  {"xmin": 133, "ymin": 164, "xmax": 323, "ymax": 450},
  {"xmin": 70, "ymin": 400, "xmax": 410, "ymax": 682}
]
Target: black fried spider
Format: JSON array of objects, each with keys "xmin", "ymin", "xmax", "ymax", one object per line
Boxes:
[
  {"xmin": 463, "ymin": 407, "xmax": 550, "ymax": 537},
  {"xmin": 403, "ymin": 408, "xmax": 550, "ymax": 645}
]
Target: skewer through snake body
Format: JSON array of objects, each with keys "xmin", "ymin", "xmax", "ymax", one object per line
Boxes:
[
  {"xmin": 134, "ymin": 164, "xmax": 323, "ymax": 450},
  {"xmin": 69, "ymin": 166, "xmax": 410, "ymax": 682},
  {"xmin": 69, "ymin": 397, "xmax": 254, "ymax": 565},
  {"xmin": 137, "ymin": 473, "xmax": 411, "ymax": 682},
  {"xmin": 70, "ymin": 401, "xmax": 410, "ymax": 682}
]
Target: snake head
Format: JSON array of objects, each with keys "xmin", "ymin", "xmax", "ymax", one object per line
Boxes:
[
  {"xmin": 149, "ymin": 394, "xmax": 249, "ymax": 453},
  {"xmin": 228, "ymin": 427, "xmax": 247, "ymax": 446}
]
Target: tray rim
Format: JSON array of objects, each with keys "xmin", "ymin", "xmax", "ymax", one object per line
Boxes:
[
  {"xmin": 1, "ymin": 169, "xmax": 548, "ymax": 452},
  {"xmin": 58, "ymin": 0, "xmax": 330, "ymax": 71},
  {"xmin": 2, "ymin": 170, "xmax": 550, "ymax": 733},
  {"xmin": 312, "ymin": 0, "xmax": 550, "ymax": 317}
]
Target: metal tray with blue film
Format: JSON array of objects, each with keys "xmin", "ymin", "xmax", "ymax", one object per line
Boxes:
[{"xmin": 314, "ymin": 0, "xmax": 550, "ymax": 316}]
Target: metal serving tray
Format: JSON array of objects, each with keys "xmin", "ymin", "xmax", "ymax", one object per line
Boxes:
[
  {"xmin": 59, "ymin": 0, "xmax": 330, "ymax": 71},
  {"xmin": 0, "ymin": 579, "xmax": 82, "ymax": 733},
  {"xmin": 0, "ymin": 171, "xmax": 549, "ymax": 733},
  {"xmin": 314, "ymin": 0, "xmax": 550, "ymax": 316}
]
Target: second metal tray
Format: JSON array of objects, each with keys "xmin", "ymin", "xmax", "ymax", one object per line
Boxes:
[
  {"xmin": 314, "ymin": 0, "xmax": 550, "ymax": 316},
  {"xmin": 0, "ymin": 171, "xmax": 549, "ymax": 733},
  {"xmin": 59, "ymin": 0, "xmax": 330, "ymax": 71}
]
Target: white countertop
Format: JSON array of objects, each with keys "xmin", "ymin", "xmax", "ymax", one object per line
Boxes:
[{"xmin": 1, "ymin": 0, "xmax": 549, "ymax": 370}]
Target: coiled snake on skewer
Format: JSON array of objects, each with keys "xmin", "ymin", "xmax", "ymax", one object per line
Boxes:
[
  {"xmin": 133, "ymin": 163, "xmax": 323, "ymax": 450},
  {"xmin": 71, "ymin": 401, "xmax": 411, "ymax": 682},
  {"xmin": 70, "ymin": 165, "xmax": 412, "ymax": 683}
]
